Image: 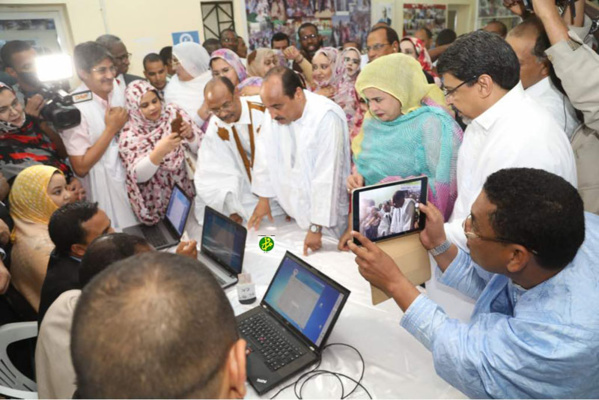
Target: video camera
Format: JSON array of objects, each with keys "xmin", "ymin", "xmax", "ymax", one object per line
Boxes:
[{"xmin": 35, "ymin": 54, "xmax": 91, "ymax": 130}]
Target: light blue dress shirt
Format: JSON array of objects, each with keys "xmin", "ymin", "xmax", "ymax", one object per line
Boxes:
[{"xmin": 401, "ymin": 212, "xmax": 599, "ymax": 398}]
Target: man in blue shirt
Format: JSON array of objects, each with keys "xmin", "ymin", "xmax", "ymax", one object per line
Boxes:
[{"xmin": 349, "ymin": 168, "xmax": 599, "ymax": 398}]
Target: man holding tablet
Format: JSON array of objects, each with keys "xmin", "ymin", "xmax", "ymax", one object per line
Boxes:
[{"xmin": 348, "ymin": 168, "xmax": 599, "ymax": 398}]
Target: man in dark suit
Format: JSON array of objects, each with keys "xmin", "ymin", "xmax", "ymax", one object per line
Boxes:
[
  {"xmin": 38, "ymin": 201, "xmax": 114, "ymax": 326},
  {"xmin": 96, "ymin": 34, "xmax": 143, "ymax": 92}
]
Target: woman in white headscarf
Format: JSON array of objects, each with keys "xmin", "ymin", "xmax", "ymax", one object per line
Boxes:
[{"xmin": 164, "ymin": 42, "xmax": 212, "ymax": 127}]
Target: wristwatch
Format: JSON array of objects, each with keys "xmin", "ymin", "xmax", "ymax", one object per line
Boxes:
[
  {"xmin": 429, "ymin": 240, "xmax": 451, "ymax": 256},
  {"xmin": 309, "ymin": 224, "xmax": 322, "ymax": 234}
]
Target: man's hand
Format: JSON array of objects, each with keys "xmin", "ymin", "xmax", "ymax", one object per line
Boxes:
[
  {"xmin": 418, "ymin": 203, "xmax": 447, "ymax": 250},
  {"xmin": 105, "ymin": 107, "xmax": 129, "ymax": 136},
  {"xmin": 337, "ymin": 227, "xmax": 352, "ymax": 251},
  {"xmin": 176, "ymin": 240, "xmax": 198, "ymax": 259},
  {"xmin": 347, "ymin": 231, "xmax": 404, "ymax": 296},
  {"xmin": 303, "ymin": 230, "xmax": 322, "ymax": 255},
  {"xmin": 0, "ymin": 260, "xmax": 10, "ymax": 295},
  {"xmin": 230, "ymin": 213, "xmax": 243, "ymax": 224},
  {"xmin": 346, "ymin": 172, "xmax": 365, "ymax": 191},
  {"xmin": 24, "ymin": 94, "xmax": 45, "ymax": 118},
  {"xmin": 283, "ymin": 46, "xmax": 302, "ymax": 63},
  {"xmin": 247, "ymin": 197, "xmax": 273, "ymax": 230}
]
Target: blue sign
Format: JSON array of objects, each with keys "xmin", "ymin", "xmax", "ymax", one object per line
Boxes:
[{"xmin": 172, "ymin": 31, "xmax": 200, "ymax": 45}]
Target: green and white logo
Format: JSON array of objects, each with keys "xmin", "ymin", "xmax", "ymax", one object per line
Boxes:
[{"xmin": 259, "ymin": 236, "xmax": 274, "ymax": 252}]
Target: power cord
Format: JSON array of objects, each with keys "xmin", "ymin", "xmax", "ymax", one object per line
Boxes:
[{"xmin": 270, "ymin": 343, "xmax": 372, "ymax": 399}]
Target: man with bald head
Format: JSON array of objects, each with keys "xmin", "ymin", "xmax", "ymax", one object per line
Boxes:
[
  {"xmin": 194, "ymin": 77, "xmax": 271, "ymax": 224},
  {"xmin": 248, "ymin": 67, "xmax": 350, "ymax": 255}
]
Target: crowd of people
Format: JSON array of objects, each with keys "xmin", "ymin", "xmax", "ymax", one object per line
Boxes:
[{"xmin": 0, "ymin": 0, "xmax": 598, "ymax": 397}]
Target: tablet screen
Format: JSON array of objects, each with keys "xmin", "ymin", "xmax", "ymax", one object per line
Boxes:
[{"xmin": 352, "ymin": 177, "xmax": 427, "ymax": 243}]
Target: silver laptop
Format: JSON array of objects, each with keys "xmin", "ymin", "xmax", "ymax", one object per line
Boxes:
[
  {"xmin": 123, "ymin": 184, "xmax": 192, "ymax": 250},
  {"xmin": 198, "ymin": 206, "xmax": 247, "ymax": 288}
]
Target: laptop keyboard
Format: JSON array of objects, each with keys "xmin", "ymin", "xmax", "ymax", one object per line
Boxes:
[
  {"xmin": 140, "ymin": 225, "xmax": 168, "ymax": 247},
  {"xmin": 239, "ymin": 314, "xmax": 305, "ymax": 371}
]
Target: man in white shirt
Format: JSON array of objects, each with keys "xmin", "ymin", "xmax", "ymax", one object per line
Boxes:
[
  {"xmin": 60, "ymin": 42, "xmax": 137, "ymax": 229},
  {"xmin": 248, "ymin": 67, "xmax": 350, "ymax": 255},
  {"xmin": 506, "ymin": 16, "xmax": 579, "ymax": 139},
  {"xmin": 195, "ymin": 77, "xmax": 272, "ymax": 223},
  {"xmin": 430, "ymin": 30, "xmax": 577, "ymax": 320}
]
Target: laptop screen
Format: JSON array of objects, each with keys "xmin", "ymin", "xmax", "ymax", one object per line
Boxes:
[
  {"xmin": 263, "ymin": 253, "xmax": 348, "ymax": 348},
  {"xmin": 165, "ymin": 185, "xmax": 192, "ymax": 236},
  {"xmin": 201, "ymin": 207, "xmax": 247, "ymax": 274}
]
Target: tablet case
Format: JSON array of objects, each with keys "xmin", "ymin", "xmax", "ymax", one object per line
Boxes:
[{"xmin": 371, "ymin": 232, "xmax": 431, "ymax": 305}]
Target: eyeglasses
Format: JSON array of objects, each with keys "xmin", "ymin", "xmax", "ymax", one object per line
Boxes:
[
  {"xmin": 300, "ymin": 34, "xmax": 318, "ymax": 41},
  {"xmin": 115, "ymin": 52, "xmax": 132, "ymax": 62},
  {"xmin": 211, "ymin": 100, "xmax": 234, "ymax": 115},
  {"xmin": 442, "ymin": 76, "xmax": 478, "ymax": 97},
  {"xmin": 365, "ymin": 43, "xmax": 389, "ymax": 52},
  {"xmin": 462, "ymin": 214, "xmax": 539, "ymax": 255},
  {"xmin": 344, "ymin": 56, "xmax": 360, "ymax": 64},
  {"xmin": 91, "ymin": 65, "xmax": 117, "ymax": 76}
]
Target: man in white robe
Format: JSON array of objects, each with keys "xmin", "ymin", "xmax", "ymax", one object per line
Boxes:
[
  {"xmin": 195, "ymin": 77, "xmax": 277, "ymax": 223},
  {"xmin": 248, "ymin": 67, "xmax": 350, "ymax": 255},
  {"xmin": 389, "ymin": 191, "xmax": 416, "ymax": 234},
  {"xmin": 60, "ymin": 42, "xmax": 137, "ymax": 229}
]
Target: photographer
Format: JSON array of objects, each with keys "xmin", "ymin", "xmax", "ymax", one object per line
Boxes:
[
  {"xmin": 1, "ymin": 40, "xmax": 68, "ymax": 160},
  {"xmin": 532, "ymin": 0, "xmax": 599, "ymax": 213},
  {"xmin": 0, "ymin": 83, "xmax": 72, "ymax": 182}
]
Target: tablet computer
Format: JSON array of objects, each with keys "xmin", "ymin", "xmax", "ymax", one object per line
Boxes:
[{"xmin": 352, "ymin": 176, "xmax": 428, "ymax": 244}]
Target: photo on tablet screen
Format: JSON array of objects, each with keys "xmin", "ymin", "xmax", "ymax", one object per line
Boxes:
[{"xmin": 352, "ymin": 177, "xmax": 427, "ymax": 243}]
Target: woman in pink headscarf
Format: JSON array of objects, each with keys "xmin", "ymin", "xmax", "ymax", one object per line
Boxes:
[
  {"xmin": 119, "ymin": 80, "xmax": 201, "ymax": 225},
  {"xmin": 400, "ymin": 36, "xmax": 441, "ymax": 86},
  {"xmin": 209, "ymin": 48, "xmax": 247, "ymax": 88},
  {"xmin": 311, "ymin": 47, "xmax": 361, "ymax": 131}
]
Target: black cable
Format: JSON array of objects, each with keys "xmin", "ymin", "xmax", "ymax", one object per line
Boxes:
[{"xmin": 269, "ymin": 342, "xmax": 371, "ymax": 399}]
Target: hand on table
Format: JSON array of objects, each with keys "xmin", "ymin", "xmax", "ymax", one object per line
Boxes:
[
  {"xmin": 304, "ymin": 230, "xmax": 322, "ymax": 256},
  {"xmin": 247, "ymin": 197, "xmax": 273, "ymax": 230},
  {"xmin": 176, "ymin": 240, "xmax": 198, "ymax": 259},
  {"xmin": 230, "ymin": 213, "xmax": 243, "ymax": 224}
]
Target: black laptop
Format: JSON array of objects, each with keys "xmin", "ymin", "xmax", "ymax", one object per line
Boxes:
[
  {"xmin": 123, "ymin": 184, "xmax": 192, "ymax": 250},
  {"xmin": 237, "ymin": 251, "xmax": 350, "ymax": 395},
  {"xmin": 197, "ymin": 206, "xmax": 247, "ymax": 288}
]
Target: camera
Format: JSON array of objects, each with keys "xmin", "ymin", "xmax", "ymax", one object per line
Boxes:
[
  {"xmin": 35, "ymin": 54, "xmax": 91, "ymax": 130},
  {"xmin": 522, "ymin": 0, "xmax": 577, "ymax": 14}
]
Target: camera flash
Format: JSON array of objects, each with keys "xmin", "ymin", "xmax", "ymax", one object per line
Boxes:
[{"xmin": 35, "ymin": 54, "xmax": 73, "ymax": 83}]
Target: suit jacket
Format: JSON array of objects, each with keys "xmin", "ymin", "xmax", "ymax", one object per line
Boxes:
[
  {"xmin": 38, "ymin": 251, "xmax": 81, "ymax": 327},
  {"xmin": 124, "ymin": 73, "xmax": 143, "ymax": 86}
]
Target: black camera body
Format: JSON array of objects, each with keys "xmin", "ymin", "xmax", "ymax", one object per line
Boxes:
[
  {"xmin": 38, "ymin": 85, "xmax": 88, "ymax": 131},
  {"xmin": 522, "ymin": 0, "xmax": 576, "ymax": 14}
]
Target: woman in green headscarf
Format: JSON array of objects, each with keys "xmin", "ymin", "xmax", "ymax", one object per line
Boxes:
[{"xmin": 339, "ymin": 53, "xmax": 462, "ymax": 250}]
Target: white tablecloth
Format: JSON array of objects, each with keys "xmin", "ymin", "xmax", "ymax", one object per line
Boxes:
[{"xmin": 185, "ymin": 213, "xmax": 466, "ymax": 399}]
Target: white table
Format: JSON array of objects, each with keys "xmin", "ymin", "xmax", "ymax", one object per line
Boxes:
[{"xmin": 185, "ymin": 213, "xmax": 466, "ymax": 399}]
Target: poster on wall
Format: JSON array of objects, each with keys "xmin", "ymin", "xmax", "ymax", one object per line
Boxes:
[
  {"xmin": 372, "ymin": 3, "xmax": 394, "ymax": 27},
  {"xmin": 246, "ymin": 0, "xmax": 371, "ymax": 51},
  {"xmin": 402, "ymin": 3, "xmax": 447, "ymax": 37}
]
